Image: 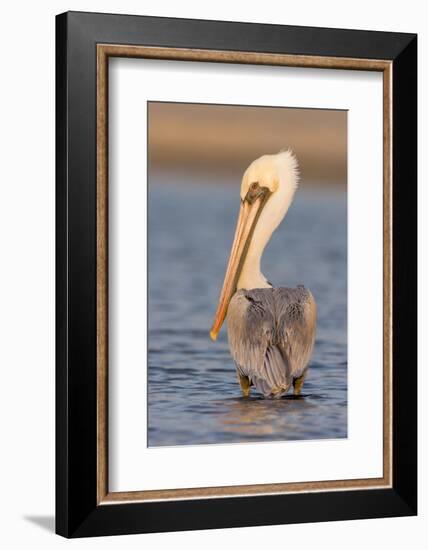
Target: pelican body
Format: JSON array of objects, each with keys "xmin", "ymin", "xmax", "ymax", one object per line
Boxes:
[{"xmin": 210, "ymin": 151, "xmax": 316, "ymax": 398}]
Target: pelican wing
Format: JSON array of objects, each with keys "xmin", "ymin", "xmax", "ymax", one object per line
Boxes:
[
  {"xmin": 227, "ymin": 287, "xmax": 316, "ymax": 397},
  {"xmin": 275, "ymin": 287, "xmax": 317, "ymax": 379},
  {"xmin": 227, "ymin": 288, "xmax": 289, "ymax": 397}
]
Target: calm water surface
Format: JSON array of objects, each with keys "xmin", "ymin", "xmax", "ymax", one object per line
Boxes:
[{"xmin": 148, "ymin": 181, "xmax": 347, "ymax": 446}]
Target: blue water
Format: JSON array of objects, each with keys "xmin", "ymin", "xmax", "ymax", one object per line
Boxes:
[{"xmin": 148, "ymin": 180, "xmax": 347, "ymax": 446}]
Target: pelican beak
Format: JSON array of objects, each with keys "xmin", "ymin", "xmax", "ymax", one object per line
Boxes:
[{"xmin": 210, "ymin": 185, "xmax": 271, "ymax": 341}]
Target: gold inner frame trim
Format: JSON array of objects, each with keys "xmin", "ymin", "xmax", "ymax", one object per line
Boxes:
[{"xmin": 96, "ymin": 43, "xmax": 393, "ymax": 505}]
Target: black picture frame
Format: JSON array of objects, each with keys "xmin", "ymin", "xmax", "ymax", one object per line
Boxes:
[{"xmin": 56, "ymin": 10, "xmax": 417, "ymax": 538}]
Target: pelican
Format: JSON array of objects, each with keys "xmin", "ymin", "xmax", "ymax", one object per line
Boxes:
[{"xmin": 210, "ymin": 150, "xmax": 316, "ymax": 399}]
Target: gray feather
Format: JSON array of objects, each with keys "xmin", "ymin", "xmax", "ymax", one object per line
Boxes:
[{"xmin": 227, "ymin": 286, "xmax": 316, "ymax": 398}]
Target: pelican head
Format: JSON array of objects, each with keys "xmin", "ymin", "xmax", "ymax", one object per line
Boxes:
[{"xmin": 210, "ymin": 150, "xmax": 299, "ymax": 341}]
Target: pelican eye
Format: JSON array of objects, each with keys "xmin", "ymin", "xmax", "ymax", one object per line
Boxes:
[{"xmin": 245, "ymin": 181, "xmax": 270, "ymax": 204}]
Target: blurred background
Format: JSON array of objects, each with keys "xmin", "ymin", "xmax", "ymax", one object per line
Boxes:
[
  {"xmin": 148, "ymin": 101, "xmax": 347, "ymax": 186},
  {"xmin": 147, "ymin": 102, "xmax": 347, "ymax": 447}
]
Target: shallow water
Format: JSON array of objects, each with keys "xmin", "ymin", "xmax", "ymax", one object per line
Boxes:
[{"xmin": 148, "ymin": 181, "xmax": 347, "ymax": 446}]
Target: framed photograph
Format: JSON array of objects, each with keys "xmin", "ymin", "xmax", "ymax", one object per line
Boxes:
[{"xmin": 56, "ymin": 11, "xmax": 417, "ymax": 538}]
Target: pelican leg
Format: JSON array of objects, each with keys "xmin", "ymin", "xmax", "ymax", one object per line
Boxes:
[
  {"xmin": 238, "ymin": 373, "xmax": 251, "ymax": 397},
  {"xmin": 293, "ymin": 373, "xmax": 306, "ymax": 396}
]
